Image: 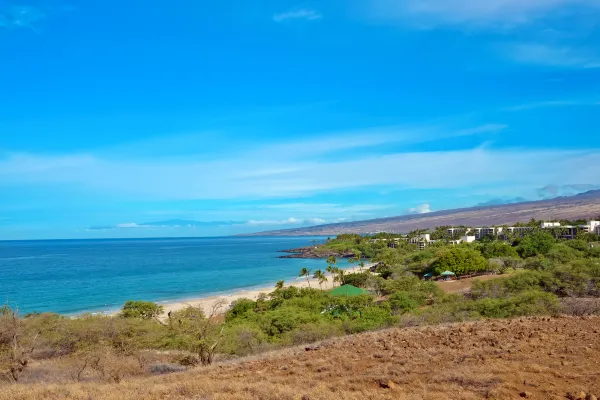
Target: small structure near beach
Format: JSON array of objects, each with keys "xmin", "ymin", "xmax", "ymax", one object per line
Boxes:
[
  {"xmin": 329, "ymin": 284, "xmax": 368, "ymax": 297},
  {"xmin": 440, "ymin": 271, "xmax": 456, "ymax": 281}
]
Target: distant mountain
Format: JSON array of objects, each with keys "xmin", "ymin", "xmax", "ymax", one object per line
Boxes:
[{"xmin": 241, "ymin": 190, "xmax": 600, "ymax": 236}]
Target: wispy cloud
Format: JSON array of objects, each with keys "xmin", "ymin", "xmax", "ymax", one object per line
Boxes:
[
  {"xmin": 273, "ymin": 8, "xmax": 322, "ymax": 23},
  {"xmin": 407, "ymin": 203, "xmax": 432, "ymax": 214},
  {"xmin": 366, "ymin": 0, "xmax": 600, "ymax": 28},
  {"xmin": 503, "ymin": 43, "xmax": 600, "ymax": 69},
  {"xmin": 88, "ymin": 219, "xmax": 242, "ymax": 231},
  {"xmin": 262, "ymin": 203, "xmax": 394, "ymax": 215},
  {"xmin": 246, "ymin": 217, "xmax": 325, "ymax": 226},
  {"xmin": 505, "ymin": 100, "xmax": 582, "ymax": 111},
  {"xmin": 0, "ymin": 5, "xmax": 46, "ymax": 31},
  {"xmin": 1, "ymin": 126, "xmax": 599, "ymax": 203}
]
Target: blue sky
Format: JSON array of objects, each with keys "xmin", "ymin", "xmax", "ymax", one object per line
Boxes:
[{"xmin": 0, "ymin": 0, "xmax": 599, "ymax": 240}]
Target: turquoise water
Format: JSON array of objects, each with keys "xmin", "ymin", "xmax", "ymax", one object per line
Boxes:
[{"xmin": 0, "ymin": 237, "xmax": 328, "ymax": 315}]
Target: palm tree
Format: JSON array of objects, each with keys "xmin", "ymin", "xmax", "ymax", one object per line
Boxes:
[
  {"xmin": 275, "ymin": 280, "xmax": 284, "ymax": 290},
  {"xmin": 337, "ymin": 268, "xmax": 346, "ymax": 286},
  {"xmin": 327, "ymin": 255, "xmax": 337, "ymax": 269},
  {"xmin": 348, "ymin": 257, "xmax": 356, "ymax": 273},
  {"xmin": 313, "ymin": 270, "xmax": 327, "ymax": 290},
  {"xmin": 359, "ymin": 261, "xmax": 365, "ymax": 272},
  {"xmin": 299, "ymin": 268, "xmax": 311, "ymax": 288}
]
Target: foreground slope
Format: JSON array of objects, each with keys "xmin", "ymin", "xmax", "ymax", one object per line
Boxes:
[
  {"xmin": 5, "ymin": 316, "xmax": 599, "ymax": 400},
  {"xmin": 243, "ymin": 190, "xmax": 600, "ymax": 236}
]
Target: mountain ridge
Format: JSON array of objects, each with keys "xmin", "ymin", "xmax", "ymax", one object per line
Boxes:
[{"xmin": 241, "ymin": 190, "xmax": 600, "ymax": 236}]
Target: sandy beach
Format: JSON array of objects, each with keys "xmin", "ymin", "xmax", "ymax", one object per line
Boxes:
[{"xmin": 146, "ymin": 264, "xmax": 375, "ymax": 317}]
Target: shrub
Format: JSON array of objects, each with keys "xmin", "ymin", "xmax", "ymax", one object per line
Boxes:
[
  {"xmin": 225, "ymin": 299, "xmax": 257, "ymax": 322},
  {"xmin": 150, "ymin": 363, "xmax": 186, "ymax": 375},
  {"xmin": 285, "ymin": 321, "xmax": 344, "ymax": 345},
  {"xmin": 561, "ymin": 298, "xmax": 600, "ymax": 316},
  {"xmin": 221, "ymin": 323, "xmax": 267, "ymax": 356},
  {"xmin": 120, "ymin": 301, "xmax": 163, "ymax": 320},
  {"xmin": 342, "ymin": 273, "xmax": 370, "ymax": 288},
  {"xmin": 342, "ymin": 306, "xmax": 396, "ymax": 334},
  {"xmin": 481, "ymin": 242, "xmax": 519, "ymax": 259},
  {"xmin": 388, "ymin": 292, "xmax": 419, "ymax": 314}
]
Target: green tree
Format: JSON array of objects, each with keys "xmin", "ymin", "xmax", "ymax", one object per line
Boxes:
[
  {"xmin": 168, "ymin": 302, "xmax": 227, "ymax": 365},
  {"xmin": 313, "ymin": 270, "xmax": 327, "ymax": 290},
  {"xmin": 120, "ymin": 301, "xmax": 164, "ymax": 320},
  {"xmin": 275, "ymin": 280, "xmax": 285, "ymax": 290},
  {"xmin": 327, "ymin": 256, "xmax": 337, "ymax": 269},
  {"xmin": 432, "ymin": 246, "xmax": 488, "ymax": 276},
  {"xmin": 481, "ymin": 241, "xmax": 519, "ymax": 259},
  {"xmin": 326, "ymin": 264, "xmax": 335, "ymax": 281},
  {"xmin": 299, "ymin": 268, "xmax": 312, "ymax": 288},
  {"xmin": 517, "ymin": 231, "xmax": 555, "ymax": 258},
  {"xmin": 0, "ymin": 305, "xmax": 36, "ymax": 382}
]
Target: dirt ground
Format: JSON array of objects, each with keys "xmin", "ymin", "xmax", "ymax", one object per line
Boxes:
[
  {"xmin": 436, "ymin": 274, "xmax": 507, "ymax": 294},
  {"xmin": 3, "ymin": 315, "xmax": 599, "ymax": 400}
]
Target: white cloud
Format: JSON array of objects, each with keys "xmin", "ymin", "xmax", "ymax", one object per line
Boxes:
[
  {"xmin": 505, "ymin": 100, "xmax": 582, "ymax": 111},
  {"xmin": 456, "ymin": 124, "xmax": 507, "ymax": 136},
  {"xmin": 246, "ymin": 217, "xmax": 328, "ymax": 226},
  {"xmin": 262, "ymin": 203, "xmax": 394, "ymax": 215},
  {"xmin": 246, "ymin": 217, "xmax": 301, "ymax": 226},
  {"xmin": 116, "ymin": 223, "xmax": 143, "ymax": 228},
  {"xmin": 273, "ymin": 9, "xmax": 322, "ymax": 23},
  {"xmin": 366, "ymin": 0, "xmax": 600, "ymax": 27},
  {"xmin": 0, "ymin": 5, "xmax": 46, "ymax": 31},
  {"xmin": 503, "ymin": 43, "xmax": 600, "ymax": 69},
  {"xmin": 407, "ymin": 204, "xmax": 432, "ymax": 214},
  {"xmin": 1, "ymin": 127, "xmax": 599, "ymax": 203}
]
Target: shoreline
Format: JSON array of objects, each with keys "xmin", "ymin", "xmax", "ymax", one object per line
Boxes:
[{"xmin": 106, "ymin": 264, "xmax": 374, "ymax": 317}]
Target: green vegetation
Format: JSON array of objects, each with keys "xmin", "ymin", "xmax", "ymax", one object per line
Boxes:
[
  {"xmin": 120, "ymin": 301, "xmax": 164, "ymax": 320},
  {"xmin": 3, "ymin": 223, "xmax": 600, "ymax": 384}
]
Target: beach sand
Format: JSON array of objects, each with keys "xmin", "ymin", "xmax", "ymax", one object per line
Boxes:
[{"xmin": 147, "ymin": 264, "xmax": 374, "ymax": 317}]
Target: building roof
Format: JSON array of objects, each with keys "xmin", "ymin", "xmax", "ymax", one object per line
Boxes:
[{"xmin": 329, "ymin": 284, "xmax": 368, "ymax": 297}]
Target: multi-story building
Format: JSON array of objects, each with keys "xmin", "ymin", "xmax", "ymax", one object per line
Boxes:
[
  {"xmin": 408, "ymin": 234, "xmax": 432, "ymax": 251},
  {"xmin": 473, "ymin": 227, "xmax": 500, "ymax": 239}
]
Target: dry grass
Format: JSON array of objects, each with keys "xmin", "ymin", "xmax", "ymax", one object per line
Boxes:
[
  {"xmin": 2, "ymin": 316, "xmax": 600, "ymax": 399},
  {"xmin": 436, "ymin": 274, "xmax": 507, "ymax": 294}
]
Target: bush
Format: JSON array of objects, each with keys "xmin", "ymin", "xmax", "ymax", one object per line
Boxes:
[
  {"xmin": 221, "ymin": 323, "xmax": 267, "ymax": 356},
  {"xmin": 546, "ymin": 243, "xmax": 584, "ymax": 263},
  {"xmin": 341, "ymin": 306, "xmax": 396, "ymax": 334},
  {"xmin": 150, "ymin": 363, "xmax": 186, "ymax": 375},
  {"xmin": 120, "ymin": 301, "xmax": 163, "ymax": 320},
  {"xmin": 388, "ymin": 292, "xmax": 419, "ymax": 314},
  {"xmin": 561, "ymin": 298, "xmax": 600, "ymax": 316},
  {"xmin": 285, "ymin": 321, "xmax": 344, "ymax": 345},
  {"xmin": 342, "ymin": 273, "xmax": 370, "ymax": 288},
  {"xmin": 225, "ymin": 299, "xmax": 257, "ymax": 322},
  {"xmin": 481, "ymin": 242, "xmax": 519, "ymax": 259}
]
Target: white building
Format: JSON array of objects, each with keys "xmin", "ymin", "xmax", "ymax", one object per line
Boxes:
[
  {"xmin": 541, "ymin": 222, "xmax": 561, "ymax": 228},
  {"xmin": 473, "ymin": 227, "xmax": 500, "ymax": 239}
]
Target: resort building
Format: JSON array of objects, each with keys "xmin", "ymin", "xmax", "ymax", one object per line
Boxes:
[
  {"xmin": 408, "ymin": 234, "xmax": 432, "ymax": 251},
  {"xmin": 473, "ymin": 227, "xmax": 501, "ymax": 239}
]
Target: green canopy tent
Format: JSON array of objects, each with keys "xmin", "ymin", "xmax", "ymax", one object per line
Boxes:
[
  {"xmin": 329, "ymin": 284, "xmax": 367, "ymax": 297},
  {"xmin": 441, "ymin": 271, "xmax": 456, "ymax": 276},
  {"xmin": 423, "ymin": 273, "xmax": 433, "ymax": 277}
]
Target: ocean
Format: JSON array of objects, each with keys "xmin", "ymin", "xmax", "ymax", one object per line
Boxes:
[{"xmin": 0, "ymin": 236, "xmax": 329, "ymax": 315}]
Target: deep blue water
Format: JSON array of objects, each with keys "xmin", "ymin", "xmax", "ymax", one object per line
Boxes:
[{"xmin": 0, "ymin": 237, "xmax": 327, "ymax": 315}]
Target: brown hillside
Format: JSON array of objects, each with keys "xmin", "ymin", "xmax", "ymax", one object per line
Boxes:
[
  {"xmin": 243, "ymin": 190, "xmax": 600, "ymax": 236},
  {"xmin": 4, "ymin": 316, "xmax": 600, "ymax": 400}
]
